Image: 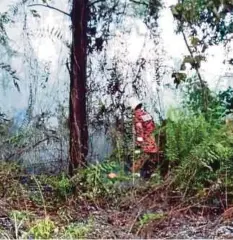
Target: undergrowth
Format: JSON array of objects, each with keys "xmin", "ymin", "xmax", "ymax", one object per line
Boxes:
[
  {"xmin": 166, "ymin": 109, "xmax": 233, "ymax": 198},
  {"xmin": 0, "ymin": 104, "xmax": 232, "ymax": 238},
  {"xmin": 71, "ymin": 160, "xmax": 142, "ymax": 202}
]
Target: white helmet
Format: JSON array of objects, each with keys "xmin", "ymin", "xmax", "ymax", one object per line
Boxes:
[{"xmin": 130, "ymin": 97, "xmax": 142, "ymax": 110}]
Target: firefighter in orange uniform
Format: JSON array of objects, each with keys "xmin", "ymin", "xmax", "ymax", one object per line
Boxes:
[{"xmin": 130, "ymin": 98, "xmax": 159, "ymax": 179}]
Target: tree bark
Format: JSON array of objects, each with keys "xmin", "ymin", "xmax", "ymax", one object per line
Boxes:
[{"xmin": 69, "ymin": 0, "xmax": 89, "ymax": 174}]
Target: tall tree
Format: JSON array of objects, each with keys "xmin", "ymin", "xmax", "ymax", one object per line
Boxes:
[
  {"xmin": 69, "ymin": 0, "xmax": 89, "ymax": 172},
  {"xmin": 3, "ymin": 0, "xmax": 162, "ymax": 173}
]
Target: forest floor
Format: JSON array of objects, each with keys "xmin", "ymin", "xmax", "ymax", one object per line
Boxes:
[
  {"xmin": 0, "ymin": 165, "xmax": 233, "ymax": 239},
  {"xmin": 84, "ymin": 179, "xmax": 233, "ymax": 239}
]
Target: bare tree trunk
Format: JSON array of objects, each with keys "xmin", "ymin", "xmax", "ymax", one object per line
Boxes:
[{"xmin": 69, "ymin": 0, "xmax": 88, "ymax": 174}]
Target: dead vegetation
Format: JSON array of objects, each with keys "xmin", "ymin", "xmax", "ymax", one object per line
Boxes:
[{"xmin": 0, "ymin": 161, "xmax": 232, "ymax": 239}]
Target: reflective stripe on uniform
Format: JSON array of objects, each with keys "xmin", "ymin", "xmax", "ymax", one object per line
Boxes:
[{"xmin": 141, "ymin": 114, "xmax": 152, "ymax": 122}]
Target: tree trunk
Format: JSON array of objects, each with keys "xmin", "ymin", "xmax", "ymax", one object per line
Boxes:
[{"xmin": 69, "ymin": 0, "xmax": 88, "ymax": 174}]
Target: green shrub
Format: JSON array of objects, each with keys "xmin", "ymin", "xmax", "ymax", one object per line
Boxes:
[
  {"xmin": 0, "ymin": 162, "xmax": 22, "ymax": 198},
  {"xmin": 139, "ymin": 212, "xmax": 165, "ymax": 227},
  {"xmin": 39, "ymin": 173, "xmax": 72, "ymax": 199},
  {"xmin": 28, "ymin": 217, "xmax": 55, "ymax": 239},
  {"xmin": 55, "ymin": 173, "xmax": 72, "ymax": 198},
  {"xmin": 166, "ymin": 109, "xmax": 233, "ymax": 195},
  {"xmin": 10, "ymin": 210, "xmax": 35, "ymax": 239},
  {"xmin": 63, "ymin": 220, "xmax": 93, "ymax": 239},
  {"xmin": 71, "ymin": 161, "xmax": 131, "ymax": 200}
]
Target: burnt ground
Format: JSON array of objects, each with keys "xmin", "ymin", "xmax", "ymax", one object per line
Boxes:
[{"xmin": 0, "ymin": 175, "xmax": 233, "ymax": 239}]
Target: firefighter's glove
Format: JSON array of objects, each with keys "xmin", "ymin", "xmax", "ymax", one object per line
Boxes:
[
  {"xmin": 136, "ymin": 137, "xmax": 143, "ymax": 142},
  {"xmin": 134, "ymin": 149, "xmax": 141, "ymax": 155}
]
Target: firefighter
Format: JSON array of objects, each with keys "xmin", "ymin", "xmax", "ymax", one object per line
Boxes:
[{"xmin": 130, "ymin": 98, "xmax": 159, "ymax": 179}]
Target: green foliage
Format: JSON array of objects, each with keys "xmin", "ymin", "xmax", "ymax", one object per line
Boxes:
[
  {"xmin": 130, "ymin": 1, "xmax": 148, "ymax": 18},
  {"xmin": 63, "ymin": 220, "xmax": 93, "ymax": 239},
  {"xmin": 218, "ymin": 87, "xmax": 233, "ymax": 115},
  {"xmin": 171, "ymin": 0, "xmax": 233, "ymax": 89},
  {"xmin": 139, "ymin": 212, "xmax": 165, "ymax": 227},
  {"xmin": 28, "ymin": 217, "xmax": 55, "ymax": 239},
  {"xmin": 172, "ymin": 0, "xmax": 233, "ymax": 44},
  {"xmin": 10, "ymin": 210, "xmax": 30, "ymax": 222},
  {"xmin": 0, "ymin": 162, "xmax": 23, "ymax": 198},
  {"xmin": 29, "ymin": 191, "xmax": 44, "ymax": 205},
  {"xmin": 130, "ymin": 0, "xmax": 162, "ymax": 20},
  {"xmin": 166, "ymin": 108, "xmax": 233, "ymax": 194},
  {"xmin": 50, "ymin": 174, "xmax": 72, "ymax": 198},
  {"xmin": 182, "ymin": 78, "xmax": 226, "ymax": 120},
  {"xmin": 73, "ymin": 162, "xmax": 116, "ymax": 197},
  {"xmin": 39, "ymin": 173, "xmax": 72, "ymax": 200},
  {"xmin": 150, "ymin": 172, "xmax": 162, "ymax": 185},
  {"xmin": 181, "ymin": 55, "xmax": 206, "ymax": 70},
  {"xmin": 10, "ymin": 210, "xmax": 35, "ymax": 239},
  {"xmin": 71, "ymin": 161, "xmax": 131, "ymax": 200},
  {"xmin": 172, "ymin": 72, "xmax": 187, "ymax": 87},
  {"xmin": 0, "ymin": 113, "xmax": 13, "ymax": 137},
  {"xmin": 0, "ymin": 113, "xmax": 29, "ymax": 161},
  {"xmin": 56, "ymin": 174, "xmax": 72, "ymax": 198},
  {"xmin": 171, "ymin": 1, "xmax": 200, "ymax": 24},
  {"xmin": 166, "ymin": 110, "xmax": 211, "ymax": 163}
]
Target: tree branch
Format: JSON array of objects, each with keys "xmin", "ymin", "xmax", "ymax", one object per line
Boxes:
[
  {"xmin": 182, "ymin": 31, "xmax": 204, "ymax": 85},
  {"xmin": 88, "ymin": 0, "xmax": 104, "ymax": 7},
  {"xmin": 181, "ymin": 30, "xmax": 208, "ymax": 112},
  {"xmin": 6, "ymin": 135, "xmax": 60, "ymax": 161},
  {"xmin": 28, "ymin": 4, "xmax": 70, "ymax": 17},
  {"xmin": 129, "ymin": 0, "xmax": 148, "ymax": 7}
]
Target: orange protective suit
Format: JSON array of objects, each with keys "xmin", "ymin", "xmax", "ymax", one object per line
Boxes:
[
  {"xmin": 131, "ymin": 108, "xmax": 159, "ymax": 174},
  {"xmin": 134, "ymin": 108, "xmax": 159, "ymax": 153}
]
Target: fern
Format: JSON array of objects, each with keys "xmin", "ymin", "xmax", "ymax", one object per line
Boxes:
[
  {"xmin": 166, "ymin": 108, "xmax": 233, "ymax": 194},
  {"xmin": 29, "ymin": 27, "xmax": 71, "ymax": 49}
]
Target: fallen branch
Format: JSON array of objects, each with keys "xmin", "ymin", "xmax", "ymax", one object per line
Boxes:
[{"xmin": 128, "ymin": 209, "xmax": 143, "ymax": 234}]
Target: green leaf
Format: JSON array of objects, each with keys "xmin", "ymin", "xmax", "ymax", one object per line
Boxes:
[
  {"xmin": 30, "ymin": 9, "xmax": 41, "ymax": 18},
  {"xmin": 171, "ymin": 72, "xmax": 187, "ymax": 87},
  {"xmin": 190, "ymin": 36, "xmax": 200, "ymax": 47}
]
